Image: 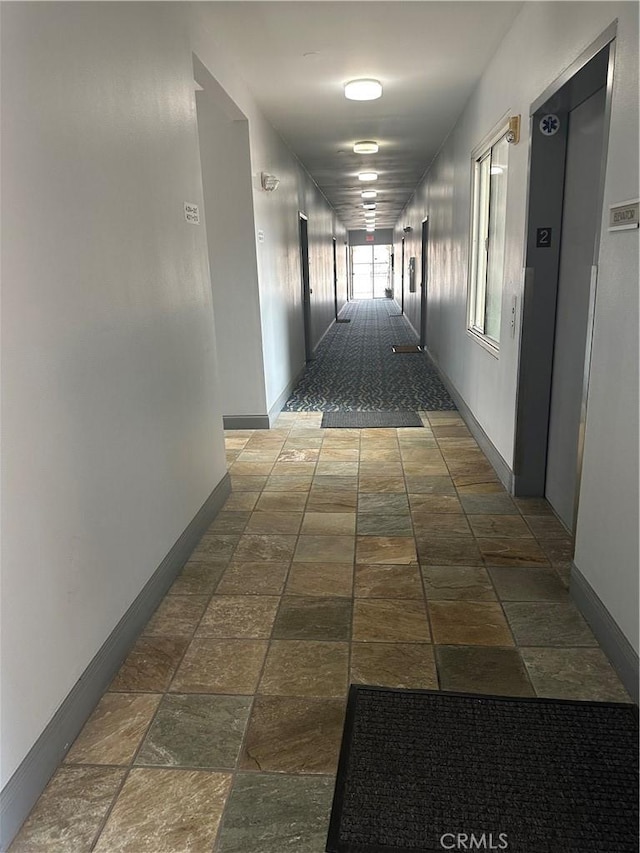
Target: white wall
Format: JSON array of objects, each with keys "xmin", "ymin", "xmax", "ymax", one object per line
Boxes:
[
  {"xmin": 394, "ymin": 1, "xmax": 639, "ymax": 650},
  {"xmin": 195, "ymin": 83, "xmax": 267, "ymax": 418},
  {"xmin": 189, "ymin": 7, "xmax": 347, "ymax": 412},
  {"xmin": 0, "ymin": 2, "xmax": 227, "ymax": 787}
]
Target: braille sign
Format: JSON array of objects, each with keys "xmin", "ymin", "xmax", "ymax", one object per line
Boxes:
[{"xmin": 184, "ymin": 203, "xmax": 200, "ymax": 224}]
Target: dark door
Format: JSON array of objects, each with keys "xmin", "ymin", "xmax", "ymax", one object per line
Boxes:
[
  {"xmin": 420, "ymin": 219, "xmax": 429, "ymax": 348},
  {"xmin": 332, "ymin": 237, "xmax": 339, "ymax": 321},
  {"xmin": 400, "ymin": 237, "xmax": 405, "ymax": 314},
  {"xmin": 299, "ymin": 214, "xmax": 312, "ymax": 361}
]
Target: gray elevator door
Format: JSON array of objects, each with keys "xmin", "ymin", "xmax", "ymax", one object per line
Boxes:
[{"xmin": 545, "ymin": 86, "xmax": 606, "ymax": 530}]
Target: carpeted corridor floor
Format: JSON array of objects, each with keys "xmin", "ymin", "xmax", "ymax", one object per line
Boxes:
[
  {"xmin": 10, "ymin": 410, "xmax": 629, "ymax": 853},
  {"xmin": 284, "ymin": 298, "xmax": 456, "ymax": 411}
]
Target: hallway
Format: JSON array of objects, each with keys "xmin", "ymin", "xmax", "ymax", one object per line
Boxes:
[
  {"xmin": 10, "ymin": 412, "xmax": 628, "ymax": 852},
  {"xmin": 284, "ymin": 299, "xmax": 455, "ymax": 412}
]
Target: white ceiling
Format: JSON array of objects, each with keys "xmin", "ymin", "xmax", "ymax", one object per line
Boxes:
[{"xmin": 201, "ymin": 1, "xmax": 523, "ymax": 229}]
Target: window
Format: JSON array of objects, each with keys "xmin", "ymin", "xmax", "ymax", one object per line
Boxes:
[{"xmin": 468, "ymin": 126, "xmax": 509, "ymax": 347}]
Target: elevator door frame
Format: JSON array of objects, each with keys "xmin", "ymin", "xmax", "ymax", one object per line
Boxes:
[{"xmin": 513, "ymin": 22, "xmax": 616, "ymax": 540}]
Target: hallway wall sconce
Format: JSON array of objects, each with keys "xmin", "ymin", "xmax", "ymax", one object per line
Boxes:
[
  {"xmin": 403, "ymin": 226, "xmax": 413, "ymax": 233},
  {"xmin": 358, "ymin": 172, "xmax": 378, "ymax": 182},
  {"xmin": 344, "ymin": 79, "xmax": 382, "ymax": 101},
  {"xmin": 506, "ymin": 115, "xmax": 521, "ymax": 144},
  {"xmin": 260, "ymin": 172, "xmax": 280, "ymax": 192},
  {"xmin": 353, "ymin": 141, "xmax": 379, "ymax": 154}
]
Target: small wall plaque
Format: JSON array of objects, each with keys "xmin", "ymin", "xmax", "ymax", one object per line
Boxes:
[
  {"xmin": 536, "ymin": 227, "xmax": 553, "ymax": 248},
  {"xmin": 184, "ymin": 202, "xmax": 200, "ymax": 224},
  {"xmin": 608, "ymin": 199, "xmax": 639, "ymax": 232}
]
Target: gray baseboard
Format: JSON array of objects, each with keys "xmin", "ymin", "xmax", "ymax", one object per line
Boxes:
[
  {"xmin": 268, "ymin": 363, "xmax": 307, "ymax": 426},
  {"xmin": 0, "ymin": 473, "xmax": 231, "ymax": 852},
  {"xmin": 223, "ymin": 415, "xmax": 270, "ymax": 430},
  {"xmin": 570, "ymin": 565, "xmax": 639, "ymax": 703},
  {"xmin": 424, "ymin": 347, "xmax": 514, "ymax": 492}
]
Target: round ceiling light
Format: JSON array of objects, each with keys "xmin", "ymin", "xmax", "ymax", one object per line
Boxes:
[
  {"xmin": 364, "ymin": 213, "xmax": 376, "ymax": 221},
  {"xmin": 366, "ymin": 225, "xmax": 375, "ymax": 232},
  {"xmin": 363, "ymin": 203, "xmax": 376, "ymax": 210},
  {"xmin": 344, "ymin": 79, "xmax": 382, "ymax": 101},
  {"xmin": 361, "ymin": 190, "xmax": 377, "ymax": 199},
  {"xmin": 353, "ymin": 140, "xmax": 379, "ymax": 154},
  {"xmin": 358, "ymin": 172, "xmax": 378, "ymax": 182}
]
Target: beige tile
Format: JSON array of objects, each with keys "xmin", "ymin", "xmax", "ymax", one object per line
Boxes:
[
  {"xmin": 66, "ymin": 694, "xmax": 160, "ymax": 765},
  {"xmin": 416, "ymin": 536, "xmax": 483, "ymax": 566},
  {"xmin": 354, "ymin": 564, "xmax": 424, "ymax": 599},
  {"xmin": 197, "ymin": 595, "xmax": 280, "ymax": 638},
  {"xmin": 306, "ymin": 489, "xmax": 358, "ymax": 513},
  {"xmin": 468, "ymin": 515, "xmax": 534, "ymax": 538},
  {"xmin": 276, "ymin": 448, "xmax": 320, "ymax": 463},
  {"xmin": 244, "ymin": 511, "xmax": 303, "ymax": 535},
  {"xmin": 408, "ymin": 494, "xmax": 463, "ymax": 513},
  {"xmin": 110, "ymin": 637, "xmax": 188, "ymax": 692},
  {"xmin": 422, "ymin": 565, "xmax": 496, "ymax": 600},
  {"xmin": 169, "ymin": 561, "xmax": 226, "ymax": 596},
  {"xmin": 223, "ymin": 492, "xmax": 260, "ymax": 511},
  {"xmin": 428, "ymin": 601, "xmax": 514, "ymax": 646},
  {"xmin": 233, "ymin": 534, "xmax": 297, "ymax": 562},
  {"xmin": 189, "ymin": 534, "xmax": 239, "ymax": 562},
  {"xmin": 352, "ymin": 599, "xmax": 431, "ymax": 642},
  {"xmin": 301, "ymin": 512, "xmax": 356, "ymax": 535},
  {"xmin": 476, "ymin": 538, "xmax": 550, "ymax": 567},
  {"xmin": 216, "ymin": 561, "xmax": 289, "ymax": 595},
  {"xmin": 270, "ymin": 462, "xmax": 317, "ymax": 477},
  {"xmin": 356, "ymin": 536, "xmax": 417, "ymax": 565},
  {"xmin": 255, "ymin": 492, "xmax": 308, "ymax": 513},
  {"xmin": 259, "ymin": 640, "xmax": 349, "ymax": 698},
  {"xmin": 143, "ymin": 596, "xmax": 208, "ymax": 638},
  {"xmin": 9, "ymin": 766, "xmax": 125, "ymax": 853},
  {"xmin": 294, "ymin": 535, "xmax": 355, "ymax": 563},
  {"xmin": 358, "ymin": 474, "xmax": 406, "ymax": 493},
  {"xmin": 351, "ymin": 643, "xmax": 437, "ymax": 689},
  {"xmin": 239, "ymin": 696, "xmax": 345, "ymax": 774},
  {"xmin": 264, "ymin": 475, "xmax": 313, "ymax": 492},
  {"xmin": 230, "ymin": 475, "xmax": 268, "ymax": 492},
  {"xmin": 93, "ymin": 769, "xmax": 231, "ymax": 853},
  {"xmin": 229, "ymin": 461, "xmax": 274, "ymax": 477},
  {"xmin": 171, "ymin": 639, "xmax": 268, "ymax": 694},
  {"xmin": 411, "ymin": 512, "xmax": 472, "ymax": 536},
  {"xmin": 286, "ymin": 563, "xmax": 354, "ymax": 597}
]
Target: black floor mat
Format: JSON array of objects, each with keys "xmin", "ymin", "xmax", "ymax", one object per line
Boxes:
[
  {"xmin": 327, "ymin": 685, "xmax": 639, "ymax": 853},
  {"xmin": 321, "ymin": 411, "xmax": 422, "ymax": 428}
]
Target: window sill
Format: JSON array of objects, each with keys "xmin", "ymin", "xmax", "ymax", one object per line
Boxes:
[{"xmin": 466, "ymin": 328, "xmax": 500, "ymax": 359}]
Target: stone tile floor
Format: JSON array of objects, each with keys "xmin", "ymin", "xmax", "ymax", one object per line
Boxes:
[{"xmin": 10, "ymin": 411, "xmax": 630, "ymax": 852}]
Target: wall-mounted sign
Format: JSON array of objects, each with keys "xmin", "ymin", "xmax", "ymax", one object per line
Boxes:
[
  {"xmin": 408, "ymin": 257, "xmax": 416, "ymax": 292},
  {"xmin": 608, "ymin": 199, "xmax": 639, "ymax": 232},
  {"xmin": 366, "ymin": 235, "xmax": 374, "ymax": 242},
  {"xmin": 536, "ymin": 227, "xmax": 553, "ymax": 248},
  {"xmin": 539, "ymin": 114, "xmax": 560, "ymax": 136},
  {"xmin": 184, "ymin": 202, "xmax": 200, "ymax": 224}
]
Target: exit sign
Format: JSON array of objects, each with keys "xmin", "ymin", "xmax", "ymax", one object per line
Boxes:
[{"xmin": 366, "ymin": 235, "xmax": 374, "ymax": 242}]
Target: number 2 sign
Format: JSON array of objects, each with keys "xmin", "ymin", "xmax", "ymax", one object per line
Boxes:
[{"xmin": 536, "ymin": 227, "xmax": 552, "ymax": 248}]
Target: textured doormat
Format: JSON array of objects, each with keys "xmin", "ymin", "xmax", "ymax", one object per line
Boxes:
[
  {"xmin": 321, "ymin": 411, "xmax": 422, "ymax": 428},
  {"xmin": 392, "ymin": 344, "xmax": 422, "ymax": 353},
  {"xmin": 326, "ymin": 685, "xmax": 639, "ymax": 853},
  {"xmin": 336, "ymin": 318, "xmax": 352, "ymax": 323}
]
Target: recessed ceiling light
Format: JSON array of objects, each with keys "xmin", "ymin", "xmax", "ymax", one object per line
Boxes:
[
  {"xmin": 363, "ymin": 203, "xmax": 376, "ymax": 210},
  {"xmin": 358, "ymin": 172, "xmax": 378, "ymax": 182},
  {"xmin": 353, "ymin": 140, "xmax": 379, "ymax": 154},
  {"xmin": 344, "ymin": 79, "xmax": 382, "ymax": 101},
  {"xmin": 361, "ymin": 190, "xmax": 377, "ymax": 199},
  {"xmin": 364, "ymin": 213, "xmax": 375, "ymax": 220},
  {"xmin": 366, "ymin": 225, "xmax": 375, "ymax": 232}
]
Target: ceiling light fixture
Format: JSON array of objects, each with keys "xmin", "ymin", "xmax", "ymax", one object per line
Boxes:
[
  {"xmin": 353, "ymin": 140, "xmax": 379, "ymax": 154},
  {"xmin": 363, "ymin": 203, "xmax": 376, "ymax": 210},
  {"xmin": 358, "ymin": 172, "xmax": 378, "ymax": 182},
  {"xmin": 344, "ymin": 79, "xmax": 382, "ymax": 101},
  {"xmin": 366, "ymin": 225, "xmax": 375, "ymax": 232},
  {"xmin": 361, "ymin": 190, "xmax": 377, "ymax": 199}
]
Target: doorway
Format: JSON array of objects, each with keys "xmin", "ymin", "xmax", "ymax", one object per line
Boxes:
[
  {"xmin": 332, "ymin": 237, "xmax": 339, "ymax": 322},
  {"xmin": 351, "ymin": 244, "xmax": 392, "ymax": 299},
  {"xmin": 299, "ymin": 213, "xmax": 312, "ymax": 361},
  {"xmin": 514, "ymin": 29, "xmax": 614, "ymax": 534},
  {"xmin": 419, "ymin": 218, "xmax": 429, "ymax": 347}
]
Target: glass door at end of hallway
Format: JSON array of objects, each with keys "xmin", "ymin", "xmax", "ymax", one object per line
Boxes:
[{"xmin": 351, "ymin": 244, "xmax": 392, "ymax": 299}]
